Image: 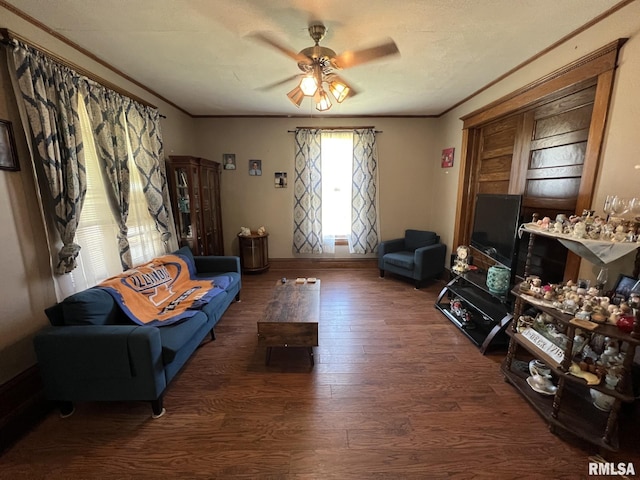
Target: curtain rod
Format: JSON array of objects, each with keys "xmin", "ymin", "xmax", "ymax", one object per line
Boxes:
[
  {"xmin": 0, "ymin": 28, "xmax": 157, "ymax": 110},
  {"xmin": 288, "ymin": 126, "xmax": 382, "ymax": 133}
]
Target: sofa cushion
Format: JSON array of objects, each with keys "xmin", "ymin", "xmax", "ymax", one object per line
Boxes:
[
  {"xmin": 195, "ymin": 272, "xmax": 237, "ymax": 289},
  {"xmin": 61, "ymin": 288, "xmax": 119, "ymax": 326},
  {"xmin": 173, "ymin": 246, "xmax": 197, "ymax": 275},
  {"xmin": 404, "ymin": 230, "xmax": 437, "ymax": 251},
  {"xmin": 198, "ymin": 291, "xmax": 230, "ymax": 324},
  {"xmin": 158, "ymin": 312, "xmax": 208, "ymax": 364},
  {"xmin": 383, "ymin": 252, "xmax": 415, "ymax": 270}
]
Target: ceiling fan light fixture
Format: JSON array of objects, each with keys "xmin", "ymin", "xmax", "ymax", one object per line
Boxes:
[
  {"xmin": 315, "ymin": 89, "xmax": 332, "ymax": 111},
  {"xmin": 287, "ymin": 85, "xmax": 305, "ymax": 107},
  {"xmin": 299, "ymin": 74, "xmax": 318, "ymax": 96},
  {"xmin": 329, "ymin": 80, "xmax": 350, "ymax": 103}
]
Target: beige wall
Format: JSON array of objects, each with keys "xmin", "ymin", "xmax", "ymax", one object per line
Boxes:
[
  {"xmin": 0, "ymin": 5, "xmax": 196, "ymax": 384},
  {"xmin": 190, "ymin": 117, "xmax": 438, "ymax": 258},
  {"xmin": 436, "ymin": 2, "xmax": 640, "ymax": 286}
]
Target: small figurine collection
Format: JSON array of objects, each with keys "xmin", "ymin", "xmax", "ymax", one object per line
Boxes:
[
  {"xmin": 518, "ymin": 275, "xmax": 638, "ymax": 331},
  {"xmin": 529, "ymin": 211, "xmax": 639, "ymax": 243},
  {"xmin": 449, "ymin": 297, "xmax": 473, "ymax": 327},
  {"xmin": 238, "ymin": 225, "xmax": 267, "ymax": 236},
  {"xmin": 515, "ymin": 311, "xmax": 626, "ymax": 396}
]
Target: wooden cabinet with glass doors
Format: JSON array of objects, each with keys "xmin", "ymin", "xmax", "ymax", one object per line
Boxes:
[{"xmin": 166, "ymin": 156, "xmax": 224, "ymax": 256}]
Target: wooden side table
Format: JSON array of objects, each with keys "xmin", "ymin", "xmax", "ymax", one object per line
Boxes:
[{"xmin": 238, "ymin": 233, "xmax": 269, "ymax": 273}]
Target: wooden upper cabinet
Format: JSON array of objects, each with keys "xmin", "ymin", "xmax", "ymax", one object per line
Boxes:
[
  {"xmin": 455, "ymin": 40, "xmax": 625, "ymax": 283},
  {"xmin": 166, "ymin": 156, "xmax": 224, "ymax": 256}
]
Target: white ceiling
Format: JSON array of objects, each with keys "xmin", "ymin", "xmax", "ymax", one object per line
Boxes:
[{"xmin": 5, "ymin": 0, "xmax": 623, "ymax": 116}]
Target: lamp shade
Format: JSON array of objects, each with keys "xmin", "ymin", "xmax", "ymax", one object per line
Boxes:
[
  {"xmin": 329, "ymin": 80, "xmax": 350, "ymax": 103},
  {"xmin": 315, "ymin": 89, "xmax": 332, "ymax": 111},
  {"xmin": 299, "ymin": 74, "xmax": 318, "ymax": 96},
  {"xmin": 287, "ymin": 85, "xmax": 305, "ymax": 107}
]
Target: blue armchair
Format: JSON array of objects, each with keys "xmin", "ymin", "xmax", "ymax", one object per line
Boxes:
[{"xmin": 378, "ymin": 229, "xmax": 446, "ymax": 288}]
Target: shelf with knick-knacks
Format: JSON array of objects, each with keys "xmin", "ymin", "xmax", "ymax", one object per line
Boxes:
[{"xmin": 502, "ymin": 213, "xmax": 640, "ymax": 451}]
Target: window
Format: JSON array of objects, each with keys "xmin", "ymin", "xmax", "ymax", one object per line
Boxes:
[
  {"xmin": 321, "ymin": 132, "xmax": 353, "ymax": 239},
  {"xmin": 61, "ymin": 94, "xmax": 165, "ymax": 296}
]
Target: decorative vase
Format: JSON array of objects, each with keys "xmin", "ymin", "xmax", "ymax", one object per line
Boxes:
[{"xmin": 486, "ymin": 265, "xmax": 511, "ymax": 295}]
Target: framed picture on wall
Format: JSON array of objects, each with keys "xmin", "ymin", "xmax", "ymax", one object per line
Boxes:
[
  {"xmin": 274, "ymin": 172, "xmax": 287, "ymax": 188},
  {"xmin": 249, "ymin": 159, "xmax": 262, "ymax": 176},
  {"xmin": 0, "ymin": 119, "xmax": 19, "ymax": 171},
  {"xmin": 223, "ymin": 153, "xmax": 236, "ymax": 170},
  {"xmin": 441, "ymin": 147, "xmax": 454, "ymax": 168}
]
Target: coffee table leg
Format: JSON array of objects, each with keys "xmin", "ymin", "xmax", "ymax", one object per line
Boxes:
[
  {"xmin": 308, "ymin": 347, "xmax": 314, "ymax": 366},
  {"xmin": 265, "ymin": 347, "xmax": 272, "ymax": 365}
]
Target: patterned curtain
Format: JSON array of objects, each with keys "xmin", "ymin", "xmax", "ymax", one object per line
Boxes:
[
  {"xmin": 293, "ymin": 129, "xmax": 323, "ymax": 254},
  {"xmin": 9, "ymin": 41, "xmax": 87, "ymax": 273},
  {"xmin": 83, "ymin": 83, "xmax": 132, "ymax": 269},
  {"xmin": 125, "ymin": 101, "xmax": 173, "ymax": 251},
  {"xmin": 350, "ymin": 129, "xmax": 380, "ymax": 254}
]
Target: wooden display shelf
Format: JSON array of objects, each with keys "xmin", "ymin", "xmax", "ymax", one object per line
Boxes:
[
  {"xmin": 508, "ymin": 330, "xmax": 635, "ymax": 403},
  {"xmin": 501, "ymin": 359, "xmax": 620, "ymax": 451}
]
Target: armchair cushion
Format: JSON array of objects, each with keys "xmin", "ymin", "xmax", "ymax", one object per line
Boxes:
[
  {"xmin": 404, "ymin": 230, "xmax": 438, "ymax": 251},
  {"xmin": 383, "ymin": 252, "xmax": 415, "ymax": 270}
]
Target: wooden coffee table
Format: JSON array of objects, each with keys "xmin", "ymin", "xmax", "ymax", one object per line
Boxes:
[{"xmin": 257, "ymin": 279, "xmax": 320, "ymax": 366}]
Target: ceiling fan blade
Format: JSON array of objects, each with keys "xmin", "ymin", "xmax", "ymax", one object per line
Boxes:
[
  {"xmin": 257, "ymin": 74, "xmax": 301, "ymax": 91},
  {"xmin": 247, "ymin": 32, "xmax": 311, "ymax": 65},
  {"xmin": 332, "ymin": 39, "xmax": 399, "ymax": 70}
]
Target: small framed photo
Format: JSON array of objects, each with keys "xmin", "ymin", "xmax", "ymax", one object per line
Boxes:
[
  {"xmin": 223, "ymin": 153, "xmax": 236, "ymax": 170},
  {"xmin": 274, "ymin": 172, "xmax": 287, "ymax": 188},
  {"xmin": 249, "ymin": 159, "xmax": 262, "ymax": 176},
  {"xmin": 0, "ymin": 119, "xmax": 19, "ymax": 171},
  {"xmin": 441, "ymin": 147, "xmax": 454, "ymax": 168},
  {"xmin": 611, "ymin": 274, "xmax": 640, "ymax": 304}
]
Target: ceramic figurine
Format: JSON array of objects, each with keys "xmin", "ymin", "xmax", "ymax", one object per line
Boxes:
[
  {"xmin": 239, "ymin": 226, "xmax": 251, "ymax": 236},
  {"xmin": 452, "ymin": 245, "xmax": 470, "ymax": 274},
  {"xmin": 257, "ymin": 225, "xmax": 267, "ymax": 236},
  {"xmin": 573, "ymin": 221, "xmax": 587, "ymax": 238}
]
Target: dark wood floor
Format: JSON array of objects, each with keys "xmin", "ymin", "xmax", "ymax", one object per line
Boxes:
[{"xmin": 1, "ymin": 265, "xmax": 639, "ymax": 479}]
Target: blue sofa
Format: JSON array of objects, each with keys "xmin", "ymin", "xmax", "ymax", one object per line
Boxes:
[
  {"xmin": 378, "ymin": 229, "xmax": 446, "ymax": 288},
  {"xmin": 33, "ymin": 247, "xmax": 241, "ymax": 418}
]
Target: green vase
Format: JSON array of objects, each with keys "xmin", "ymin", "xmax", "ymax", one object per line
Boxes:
[{"xmin": 486, "ymin": 265, "xmax": 511, "ymax": 295}]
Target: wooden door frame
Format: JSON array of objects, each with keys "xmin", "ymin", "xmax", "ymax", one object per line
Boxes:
[{"xmin": 453, "ymin": 39, "xmax": 626, "ymax": 279}]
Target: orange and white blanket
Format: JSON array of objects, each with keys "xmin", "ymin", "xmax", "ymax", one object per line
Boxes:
[{"xmin": 99, "ymin": 254, "xmax": 224, "ymax": 326}]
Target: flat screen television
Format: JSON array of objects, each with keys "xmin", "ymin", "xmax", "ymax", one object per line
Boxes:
[{"xmin": 470, "ymin": 193, "xmax": 523, "ymax": 269}]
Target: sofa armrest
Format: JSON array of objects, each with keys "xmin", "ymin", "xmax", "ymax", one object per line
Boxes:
[
  {"xmin": 33, "ymin": 325, "xmax": 166, "ymax": 400},
  {"xmin": 194, "ymin": 255, "xmax": 241, "ymax": 275},
  {"xmin": 414, "ymin": 243, "xmax": 447, "ymax": 279}
]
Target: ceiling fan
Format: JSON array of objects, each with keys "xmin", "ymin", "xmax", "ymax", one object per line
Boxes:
[{"xmin": 250, "ymin": 24, "xmax": 399, "ymax": 111}]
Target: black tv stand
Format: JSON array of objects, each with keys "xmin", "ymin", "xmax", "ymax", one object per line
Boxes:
[{"xmin": 435, "ymin": 269, "xmax": 513, "ymax": 354}]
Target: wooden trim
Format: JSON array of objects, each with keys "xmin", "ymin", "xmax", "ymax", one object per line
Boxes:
[
  {"xmin": 269, "ymin": 258, "xmax": 377, "ymax": 270},
  {"xmin": 577, "ymin": 68, "xmax": 615, "ymax": 214},
  {"xmin": 0, "ymin": 365, "xmax": 50, "ymax": 454},
  {"xmin": 461, "ymin": 39, "xmax": 627, "ymax": 128},
  {"xmin": 453, "ymin": 128, "xmax": 478, "ymax": 248},
  {"xmin": 456, "ymin": 39, "xmax": 624, "ymax": 282}
]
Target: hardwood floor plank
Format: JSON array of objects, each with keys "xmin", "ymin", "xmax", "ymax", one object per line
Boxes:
[{"xmin": 1, "ymin": 265, "xmax": 637, "ymax": 478}]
